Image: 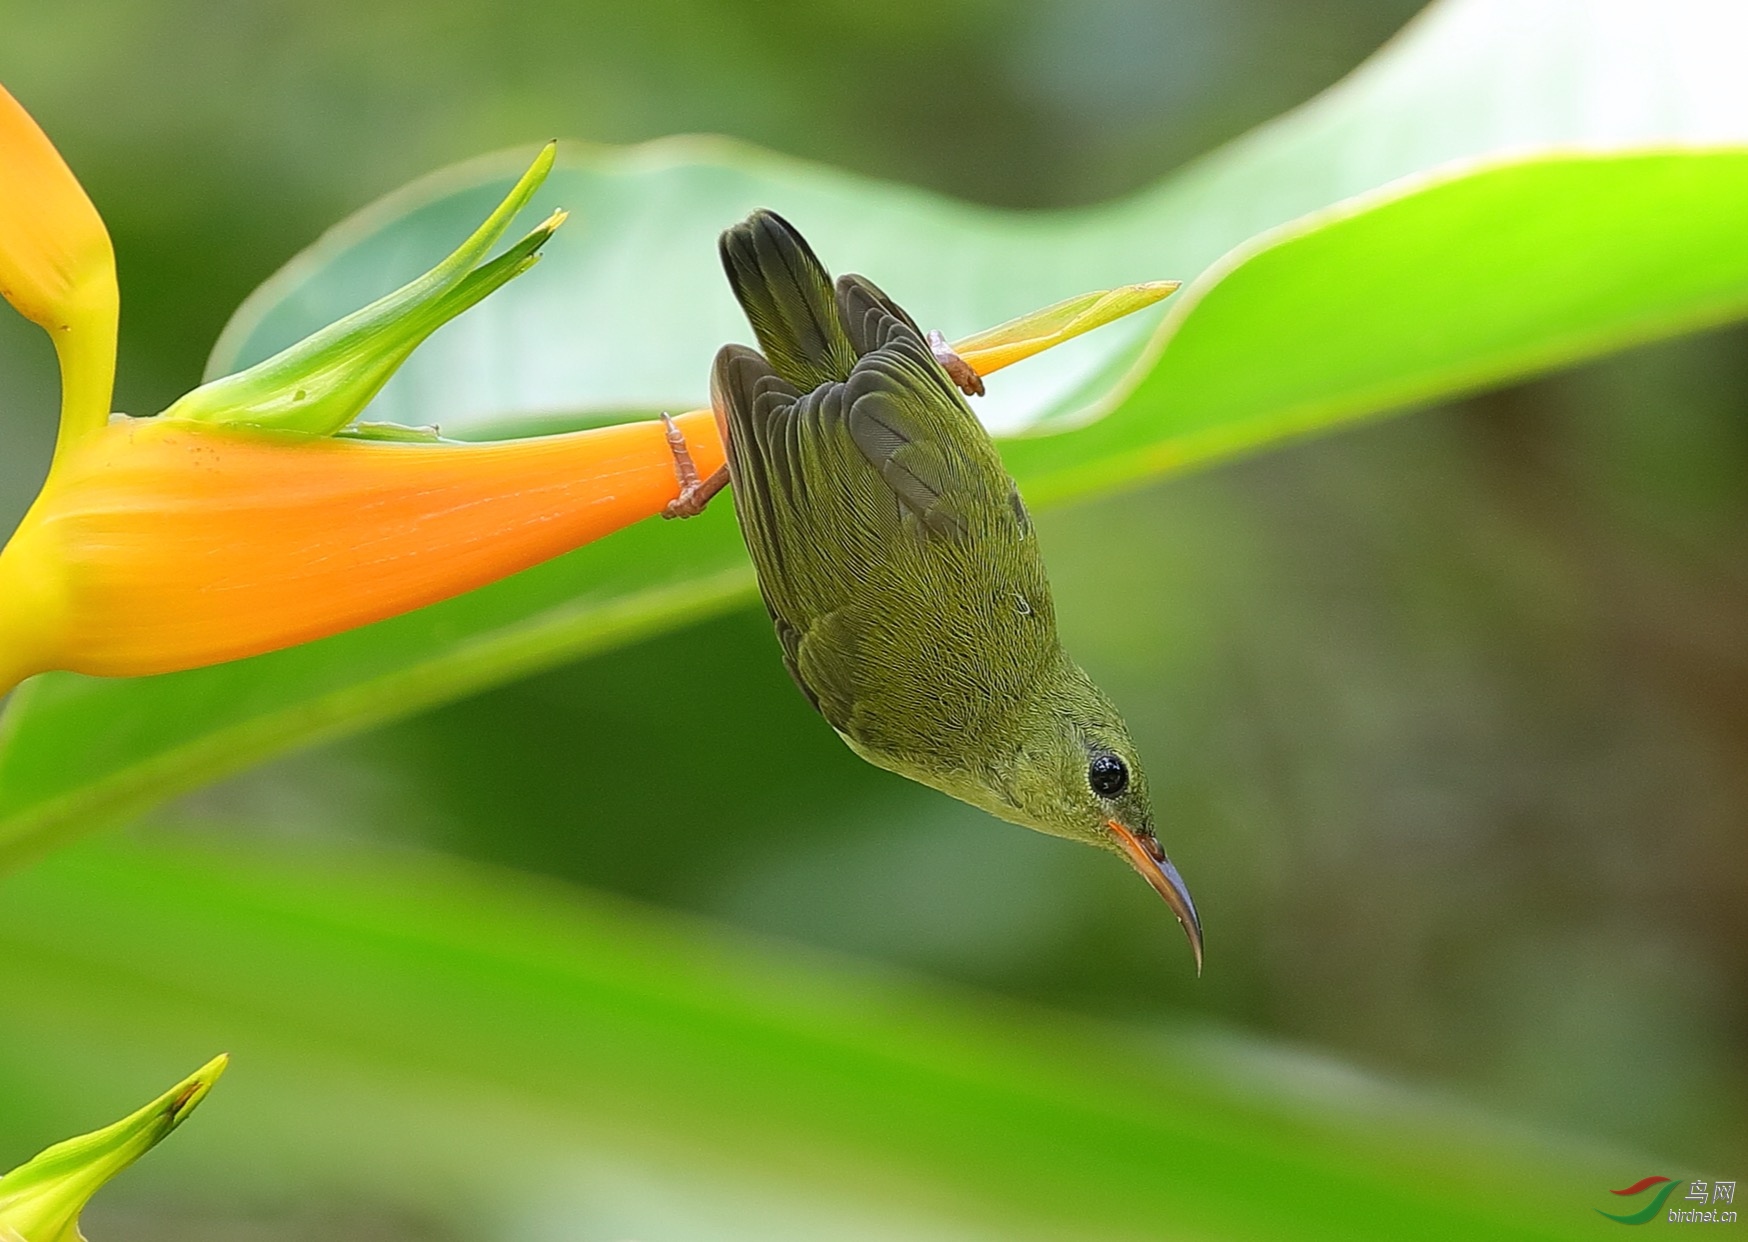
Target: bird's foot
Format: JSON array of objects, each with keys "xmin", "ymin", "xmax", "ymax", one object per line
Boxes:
[
  {"xmin": 661, "ymin": 413, "xmax": 730, "ymax": 519},
  {"xmin": 928, "ymin": 330, "xmax": 985, "ymax": 397}
]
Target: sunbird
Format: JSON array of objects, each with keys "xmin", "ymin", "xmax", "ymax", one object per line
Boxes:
[{"xmin": 665, "ymin": 211, "xmax": 1202, "ymax": 970}]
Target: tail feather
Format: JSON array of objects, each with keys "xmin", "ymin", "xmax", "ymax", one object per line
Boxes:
[{"xmin": 719, "ymin": 210, "xmax": 857, "ymax": 391}]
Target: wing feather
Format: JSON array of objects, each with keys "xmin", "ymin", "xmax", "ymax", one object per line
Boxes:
[{"xmin": 711, "ymin": 237, "xmax": 1044, "ymax": 740}]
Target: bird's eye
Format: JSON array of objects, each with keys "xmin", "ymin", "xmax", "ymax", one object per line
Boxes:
[{"xmin": 1088, "ymin": 753, "xmax": 1128, "ymax": 798}]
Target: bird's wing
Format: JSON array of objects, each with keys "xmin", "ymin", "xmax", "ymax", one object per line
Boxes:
[
  {"xmin": 833, "ymin": 275, "xmax": 1017, "ymax": 542},
  {"xmin": 712, "ymin": 291, "xmax": 1024, "ymax": 730},
  {"xmin": 712, "ymin": 344, "xmax": 875, "ymax": 728}
]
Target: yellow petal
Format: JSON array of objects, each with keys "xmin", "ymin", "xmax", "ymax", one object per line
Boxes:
[
  {"xmin": 0, "ymin": 412, "xmax": 723, "ymax": 685},
  {"xmin": 0, "ymin": 82, "xmax": 118, "ymax": 459},
  {"xmin": 950, "ymin": 280, "xmax": 1179, "ymax": 377}
]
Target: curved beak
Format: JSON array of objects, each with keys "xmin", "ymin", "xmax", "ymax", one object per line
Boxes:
[{"xmin": 1107, "ymin": 820, "xmax": 1204, "ymax": 975}]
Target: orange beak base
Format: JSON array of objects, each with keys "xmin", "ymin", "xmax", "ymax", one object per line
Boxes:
[{"xmin": 1107, "ymin": 819, "xmax": 1204, "ymax": 975}]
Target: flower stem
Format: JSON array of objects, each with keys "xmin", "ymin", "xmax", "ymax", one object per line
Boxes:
[{"xmin": 49, "ymin": 297, "xmax": 119, "ymax": 467}]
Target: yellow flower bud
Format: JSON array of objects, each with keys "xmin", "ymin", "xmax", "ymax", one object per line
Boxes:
[
  {"xmin": 951, "ymin": 280, "xmax": 1179, "ymax": 376},
  {"xmin": 0, "ymin": 1056, "xmax": 226, "ymax": 1242},
  {"xmin": 0, "ymin": 83, "xmax": 118, "ymax": 462}
]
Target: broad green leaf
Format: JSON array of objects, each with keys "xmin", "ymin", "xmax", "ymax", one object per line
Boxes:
[
  {"xmin": 0, "ymin": 837, "xmax": 1634, "ymax": 1241},
  {"xmin": 7, "ymin": 0, "xmax": 1748, "ymax": 859}
]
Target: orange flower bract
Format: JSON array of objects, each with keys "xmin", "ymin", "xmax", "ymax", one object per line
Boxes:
[{"xmin": 0, "ymin": 411, "xmax": 724, "ymax": 683}]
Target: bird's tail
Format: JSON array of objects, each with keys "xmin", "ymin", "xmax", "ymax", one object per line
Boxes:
[{"xmin": 719, "ymin": 210, "xmax": 858, "ymax": 392}]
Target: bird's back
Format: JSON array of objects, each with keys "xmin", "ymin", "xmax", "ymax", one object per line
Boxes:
[{"xmin": 712, "ymin": 212, "xmax": 1063, "ymax": 778}]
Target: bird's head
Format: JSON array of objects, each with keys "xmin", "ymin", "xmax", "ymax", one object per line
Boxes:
[{"xmin": 988, "ymin": 665, "xmax": 1203, "ymax": 973}]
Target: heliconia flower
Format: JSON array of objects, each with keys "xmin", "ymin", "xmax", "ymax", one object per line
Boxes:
[
  {"xmin": 0, "ymin": 81, "xmax": 1176, "ymax": 696},
  {"xmin": 0, "ymin": 1055, "xmax": 227, "ymax": 1242}
]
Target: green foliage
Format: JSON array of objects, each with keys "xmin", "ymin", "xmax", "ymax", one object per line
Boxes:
[
  {"xmin": 0, "ymin": 837, "xmax": 1625, "ymax": 1240},
  {"xmin": 5, "ymin": 0, "xmax": 1748, "ymax": 860}
]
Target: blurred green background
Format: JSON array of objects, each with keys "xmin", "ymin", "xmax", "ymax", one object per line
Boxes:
[{"xmin": 1, "ymin": 0, "xmax": 1745, "ymax": 1236}]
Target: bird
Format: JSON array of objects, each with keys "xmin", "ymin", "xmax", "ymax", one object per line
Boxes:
[{"xmin": 664, "ymin": 210, "xmax": 1202, "ymax": 971}]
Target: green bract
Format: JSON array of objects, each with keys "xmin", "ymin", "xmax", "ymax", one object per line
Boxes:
[{"xmin": 157, "ymin": 144, "xmax": 562, "ymax": 437}]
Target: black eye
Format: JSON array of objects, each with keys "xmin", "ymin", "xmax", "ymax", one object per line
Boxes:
[{"xmin": 1088, "ymin": 753, "xmax": 1128, "ymax": 798}]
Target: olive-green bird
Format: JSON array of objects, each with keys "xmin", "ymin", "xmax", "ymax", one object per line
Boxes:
[{"xmin": 666, "ymin": 210, "xmax": 1202, "ymax": 970}]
